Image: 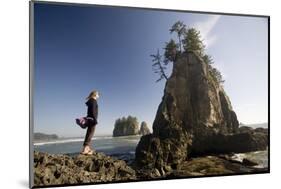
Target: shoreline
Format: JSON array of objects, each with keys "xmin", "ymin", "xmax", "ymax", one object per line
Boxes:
[{"xmin": 33, "ymin": 150, "xmax": 268, "ymax": 187}]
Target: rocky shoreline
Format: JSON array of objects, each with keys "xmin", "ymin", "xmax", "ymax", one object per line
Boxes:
[
  {"xmin": 33, "ymin": 150, "xmax": 268, "ymax": 187},
  {"xmin": 33, "ymin": 151, "xmax": 136, "ymax": 186}
]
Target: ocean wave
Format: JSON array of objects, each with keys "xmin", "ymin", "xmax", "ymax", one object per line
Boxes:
[
  {"xmin": 34, "ymin": 135, "xmax": 114, "ymax": 146},
  {"xmin": 232, "ymin": 150, "xmax": 268, "ymax": 168},
  {"xmin": 231, "ymin": 153, "xmax": 246, "ymax": 162}
]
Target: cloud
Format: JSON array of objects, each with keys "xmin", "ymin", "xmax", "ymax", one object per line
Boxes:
[{"xmin": 192, "ymin": 15, "xmax": 221, "ymax": 49}]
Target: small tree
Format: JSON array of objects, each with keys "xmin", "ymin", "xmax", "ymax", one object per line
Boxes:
[
  {"xmin": 211, "ymin": 67, "xmax": 225, "ymax": 84},
  {"xmin": 203, "ymin": 54, "xmax": 224, "ymax": 84},
  {"xmin": 151, "ymin": 49, "xmax": 168, "ymax": 82},
  {"xmin": 164, "ymin": 39, "xmax": 179, "ymax": 64},
  {"xmin": 203, "ymin": 54, "xmax": 214, "ymax": 65},
  {"xmin": 150, "ymin": 21, "xmax": 225, "ymax": 85},
  {"xmin": 183, "ymin": 28, "xmax": 205, "ymax": 55},
  {"xmin": 170, "ymin": 21, "xmax": 186, "ymax": 52}
]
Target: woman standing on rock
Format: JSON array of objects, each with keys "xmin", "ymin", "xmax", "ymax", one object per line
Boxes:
[{"xmin": 81, "ymin": 90, "xmax": 99, "ymax": 155}]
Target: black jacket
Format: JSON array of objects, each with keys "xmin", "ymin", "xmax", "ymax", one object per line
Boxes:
[{"xmin": 86, "ymin": 98, "xmax": 98, "ymax": 123}]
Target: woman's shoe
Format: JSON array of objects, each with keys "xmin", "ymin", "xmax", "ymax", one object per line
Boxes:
[
  {"xmin": 86, "ymin": 149, "xmax": 94, "ymax": 155},
  {"xmin": 80, "ymin": 149, "xmax": 94, "ymax": 155}
]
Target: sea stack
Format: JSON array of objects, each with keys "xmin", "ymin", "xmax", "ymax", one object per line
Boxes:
[
  {"xmin": 139, "ymin": 121, "xmax": 151, "ymax": 135},
  {"xmin": 135, "ymin": 51, "xmax": 267, "ymax": 171},
  {"xmin": 113, "ymin": 116, "xmax": 139, "ymax": 137}
]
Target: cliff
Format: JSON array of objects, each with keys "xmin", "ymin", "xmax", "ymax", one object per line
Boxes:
[{"xmin": 135, "ymin": 52, "xmax": 268, "ymax": 171}]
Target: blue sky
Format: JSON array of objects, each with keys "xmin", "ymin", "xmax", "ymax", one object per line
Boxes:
[{"xmin": 33, "ymin": 3, "xmax": 268, "ymax": 137}]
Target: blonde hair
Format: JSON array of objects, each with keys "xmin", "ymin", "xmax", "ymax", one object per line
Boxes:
[{"xmin": 86, "ymin": 90, "xmax": 99, "ymax": 100}]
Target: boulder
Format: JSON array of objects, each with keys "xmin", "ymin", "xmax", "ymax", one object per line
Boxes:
[
  {"xmin": 190, "ymin": 132, "xmax": 268, "ymax": 155},
  {"xmin": 238, "ymin": 126, "xmax": 254, "ymax": 133},
  {"xmin": 242, "ymin": 158, "xmax": 259, "ymax": 166},
  {"xmin": 254, "ymin": 127, "xmax": 268, "ymax": 134}
]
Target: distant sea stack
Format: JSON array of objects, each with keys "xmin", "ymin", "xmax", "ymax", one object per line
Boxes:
[
  {"xmin": 34, "ymin": 132, "xmax": 59, "ymax": 141},
  {"xmin": 139, "ymin": 121, "xmax": 151, "ymax": 136},
  {"xmin": 112, "ymin": 117, "xmax": 151, "ymax": 137},
  {"xmin": 135, "ymin": 51, "xmax": 268, "ymax": 171},
  {"xmin": 113, "ymin": 116, "xmax": 139, "ymax": 137}
]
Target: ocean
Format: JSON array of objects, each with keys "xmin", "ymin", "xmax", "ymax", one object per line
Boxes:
[
  {"xmin": 34, "ymin": 135, "xmax": 268, "ymax": 168},
  {"xmin": 34, "ymin": 135, "xmax": 141, "ymax": 163}
]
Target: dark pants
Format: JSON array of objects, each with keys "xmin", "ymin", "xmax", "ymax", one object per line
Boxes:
[{"xmin": 83, "ymin": 124, "xmax": 96, "ymax": 146}]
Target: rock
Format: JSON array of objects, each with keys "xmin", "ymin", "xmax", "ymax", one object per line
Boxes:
[
  {"xmin": 191, "ymin": 131, "xmax": 268, "ymax": 155},
  {"xmin": 166, "ymin": 156, "xmax": 266, "ymax": 178},
  {"xmin": 238, "ymin": 126, "xmax": 254, "ymax": 133},
  {"xmin": 242, "ymin": 158, "xmax": 259, "ymax": 166},
  {"xmin": 113, "ymin": 116, "xmax": 139, "ymax": 137},
  {"xmin": 139, "ymin": 121, "xmax": 151, "ymax": 135},
  {"xmin": 254, "ymin": 127, "xmax": 268, "ymax": 134},
  {"xmin": 33, "ymin": 151, "xmax": 136, "ymax": 187},
  {"xmin": 135, "ymin": 51, "xmax": 268, "ymax": 170}
]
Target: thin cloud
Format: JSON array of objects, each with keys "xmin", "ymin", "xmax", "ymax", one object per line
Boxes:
[{"xmin": 192, "ymin": 15, "xmax": 221, "ymax": 49}]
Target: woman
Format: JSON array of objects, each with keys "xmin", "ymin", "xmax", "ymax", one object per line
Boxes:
[{"xmin": 80, "ymin": 90, "xmax": 99, "ymax": 155}]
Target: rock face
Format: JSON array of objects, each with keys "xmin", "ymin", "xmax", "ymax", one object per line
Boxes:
[
  {"xmin": 135, "ymin": 52, "xmax": 268, "ymax": 171},
  {"xmin": 33, "ymin": 151, "xmax": 136, "ymax": 187},
  {"xmin": 139, "ymin": 122, "xmax": 151, "ymax": 135}
]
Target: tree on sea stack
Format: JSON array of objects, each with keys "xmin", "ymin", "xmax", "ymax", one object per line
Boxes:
[
  {"xmin": 169, "ymin": 21, "xmax": 186, "ymax": 52},
  {"xmin": 164, "ymin": 39, "xmax": 179, "ymax": 64},
  {"xmin": 150, "ymin": 21, "xmax": 224, "ymax": 86},
  {"xmin": 182, "ymin": 27, "xmax": 205, "ymax": 56},
  {"xmin": 150, "ymin": 49, "xmax": 168, "ymax": 82},
  {"xmin": 210, "ymin": 67, "xmax": 225, "ymax": 84},
  {"xmin": 203, "ymin": 54, "xmax": 214, "ymax": 65},
  {"xmin": 202, "ymin": 54, "xmax": 224, "ymax": 84}
]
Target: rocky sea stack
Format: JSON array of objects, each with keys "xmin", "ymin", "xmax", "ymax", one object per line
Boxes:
[
  {"xmin": 113, "ymin": 116, "xmax": 151, "ymax": 137},
  {"xmin": 135, "ymin": 51, "xmax": 268, "ymax": 172},
  {"xmin": 139, "ymin": 121, "xmax": 151, "ymax": 135},
  {"xmin": 113, "ymin": 116, "xmax": 139, "ymax": 137}
]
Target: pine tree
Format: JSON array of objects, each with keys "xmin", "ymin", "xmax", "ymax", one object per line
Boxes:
[
  {"xmin": 170, "ymin": 21, "xmax": 186, "ymax": 52},
  {"xmin": 203, "ymin": 54, "xmax": 214, "ymax": 65},
  {"xmin": 210, "ymin": 67, "xmax": 225, "ymax": 84},
  {"xmin": 183, "ymin": 28, "xmax": 205, "ymax": 55},
  {"xmin": 150, "ymin": 49, "xmax": 168, "ymax": 82},
  {"xmin": 164, "ymin": 39, "xmax": 179, "ymax": 64}
]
